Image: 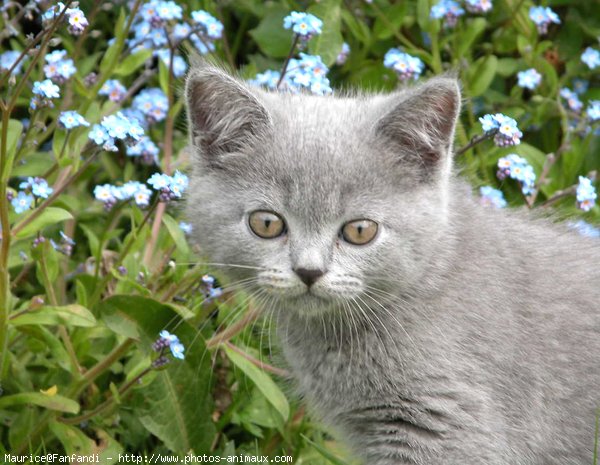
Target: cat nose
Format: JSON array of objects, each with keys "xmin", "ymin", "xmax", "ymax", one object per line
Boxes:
[{"xmin": 294, "ymin": 267, "xmax": 325, "ymax": 287}]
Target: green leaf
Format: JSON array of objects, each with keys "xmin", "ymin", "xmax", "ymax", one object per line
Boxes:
[
  {"xmin": 49, "ymin": 421, "xmax": 94, "ymax": 455},
  {"xmin": 223, "ymin": 345, "xmax": 290, "ymax": 423},
  {"xmin": 114, "ymin": 49, "xmax": 152, "ymax": 76},
  {"xmin": 79, "ymin": 223, "xmax": 100, "ymax": 259},
  {"xmin": 11, "ymin": 152, "xmax": 55, "ymax": 177},
  {"xmin": 341, "ymin": 10, "xmax": 370, "ymax": 45},
  {"xmin": 249, "ymin": 4, "xmax": 292, "ymax": 58},
  {"xmin": 301, "ymin": 434, "xmax": 351, "ymax": 465},
  {"xmin": 14, "ymin": 207, "xmax": 73, "ymax": 239},
  {"xmin": 162, "ymin": 213, "xmax": 190, "ymax": 255},
  {"xmin": 96, "ymin": 295, "xmax": 215, "ymax": 453},
  {"xmin": 373, "ymin": 3, "xmax": 408, "ymax": 40},
  {"xmin": 466, "ymin": 55, "xmax": 498, "ymax": 97},
  {"xmin": 0, "ymin": 119, "xmax": 23, "ymax": 178},
  {"xmin": 417, "ymin": 0, "xmax": 432, "ymax": 32},
  {"xmin": 10, "ymin": 305, "xmax": 96, "ymax": 327},
  {"xmin": 0, "ymin": 392, "xmax": 79, "ymax": 413},
  {"xmin": 308, "ymin": 0, "xmax": 344, "ymax": 66},
  {"xmin": 457, "ymin": 18, "xmax": 486, "ymax": 58}
]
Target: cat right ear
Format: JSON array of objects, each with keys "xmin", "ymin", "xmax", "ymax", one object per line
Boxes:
[{"xmin": 185, "ymin": 65, "xmax": 272, "ymax": 163}]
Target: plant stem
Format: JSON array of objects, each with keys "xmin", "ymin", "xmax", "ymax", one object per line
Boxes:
[
  {"xmin": 455, "ymin": 131, "xmax": 495, "ymax": 156},
  {"xmin": 206, "ymin": 305, "xmax": 262, "ymax": 349},
  {"xmin": 277, "ymin": 34, "xmax": 300, "ymax": 89},
  {"xmin": 224, "ymin": 341, "xmax": 289, "ymax": 378}
]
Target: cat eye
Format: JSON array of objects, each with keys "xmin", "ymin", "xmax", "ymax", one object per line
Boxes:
[
  {"xmin": 341, "ymin": 219, "xmax": 378, "ymax": 245},
  {"xmin": 248, "ymin": 210, "xmax": 286, "ymax": 239}
]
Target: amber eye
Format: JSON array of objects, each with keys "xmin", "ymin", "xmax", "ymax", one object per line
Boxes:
[
  {"xmin": 341, "ymin": 219, "xmax": 378, "ymax": 245},
  {"xmin": 248, "ymin": 211, "xmax": 286, "ymax": 239}
]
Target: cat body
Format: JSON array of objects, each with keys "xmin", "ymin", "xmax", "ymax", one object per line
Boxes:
[{"xmin": 185, "ymin": 64, "xmax": 600, "ymax": 464}]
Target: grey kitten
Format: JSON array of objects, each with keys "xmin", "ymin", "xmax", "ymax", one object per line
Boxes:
[{"xmin": 185, "ymin": 64, "xmax": 600, "ymax": 465}]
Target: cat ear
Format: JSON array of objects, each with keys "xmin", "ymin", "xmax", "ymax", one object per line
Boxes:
[
  {"xmin": 375, "ymin": 77, "xmax": 461, "ymax": 174},
  {"xmin": 185, "ymin": 65, "xmax": 272, "ymax": 161}
]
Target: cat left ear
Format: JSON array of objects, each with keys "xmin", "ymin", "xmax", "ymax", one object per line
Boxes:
[
  {"xmin": 185, "ymin": 65, "xmax": 272, "ymax": 163},
  {"xmin": 375, "ymin": 77, "xmax": 461, "ymax": 172}
]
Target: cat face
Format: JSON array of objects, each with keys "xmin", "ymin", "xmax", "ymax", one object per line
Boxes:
[{"xmin": 185, "ymin": 65, "xmax": 460, "ymax": 316}]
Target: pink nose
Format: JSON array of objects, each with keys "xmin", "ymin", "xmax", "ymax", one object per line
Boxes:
[{"xmin": 293, "ymin": 268, "xmax": 325, "ymax": 287}]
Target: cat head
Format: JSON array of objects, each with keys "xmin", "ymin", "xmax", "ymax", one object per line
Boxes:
[{"xmin": 185, "ymin": 64, "xmax": 460, "ymax": 317}]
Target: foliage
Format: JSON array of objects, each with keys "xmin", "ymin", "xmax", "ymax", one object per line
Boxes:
[{"xmin": 0, "ymin": 0, "xmax": 598, "ymax": 462}]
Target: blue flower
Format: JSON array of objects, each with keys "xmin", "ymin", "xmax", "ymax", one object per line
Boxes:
[
  {"xmin": 479, "ymin": 113, "xmax": 522, "ymax": 146},
  {"xmin": 179, "ymin": 222, "xmax": 193, "ymax": 235},
  {"xmin": 94, "ymin": 184, "xmax": 117, "ymax": 203},
  {"xmin": 384, "ymin": 48, "xmax": 424, "ymax": 81},
  {"xmin": 576, "ymin": 176, "xmax": 596, "ymax": 212},
  {"xmin": 336, "ymin": 42, "xmax": 350, "ymax": 66},
  {"xmin": 99, "ymin": 80, "xmax": 127, "ymax": 102},
  {"xmin": 126, "ymin": 136, "xmax": 159, "ymax": 165},
  {"xmin": 31, "ymin": 179, "xmax": 53, "ymax": 199},
  {"xmin": 430, "ymin": 0, "xmax": 465, "ymax": 28},
  {"xmin": 573, "ymin": 79, "xmax": 589, "ymax": 95},
  {"xmin": 262, "ymin": 54, "xmax": 332, "ymax": 95},
  {"xmin": 586, "ymin": 101, "xmax": 600, "ymax": 122},
  {"xmin": 147, "ymin": 173, "xmax": 171, "ymax": 190},
  {"xmin": 132, "ymin": 184, "xmax": 153, "ymax": 207},
  {"xmin": 155, "ymin": 49, "xmax": 188, "ymax": 78},
  {"xmin": 154, "ymin": 330, "xmax": 185, "ymax": 360},
  {"xmin": 517, "ymin": 69, "xmax": 542, "ymax": 90},
  {"xmin": 283, "ymin": 11, "xmax": 323, "ymax": 38},
  {"xmin": 190, "ymin": 10, "xmax": 224, "ymax": 52},
  {"xmin": 529, "ymin": 6, "xmax": 560, "ymax": 35},
  {"xmin": 560, "ymin": 88, "xmax": 583, "ymax": 113},
  {"xmin": 88, "ymin": 113, "xmax": 144, "ymax": 152},
  {"xmin": 0, "ymin": 50, "xmax": 24, "ymax": 75},
  {"xmin": 465, "ymin": 0, "xmax": 492, "ymax": 13},
  {"xmin": 496, "ymin": 154, "xmax": 536, "ymax": 196},
  {"xmin": 11, "ymin": 192, "xmax": 34, "ymax": 214},
  {"xmin": 66, "ymin": 7, "xmax": 88, "ymax": 35},
  {"xmin": 479, "ymin": 186, "xmax": 506, "ymax": 208},
  {"xmin": 59, "ymin": 111, "xmax": 90, "ymax": 129},
  {"xmin": 581, "ymin": 47, "xmax": 600, "ymax": 70},
  {"xmin": 201, "ymin": 274, "xmax": 223, "ymax": 302}
]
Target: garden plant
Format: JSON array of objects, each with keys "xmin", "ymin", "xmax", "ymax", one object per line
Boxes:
[{"xmin": 0, "ymin": 0, "xmax": 599, "ymax": 463}]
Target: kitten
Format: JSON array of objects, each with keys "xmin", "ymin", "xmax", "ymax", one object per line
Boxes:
[{"xmin": 185, "ymin": 64, "xmax": 600, "ymax": 465}]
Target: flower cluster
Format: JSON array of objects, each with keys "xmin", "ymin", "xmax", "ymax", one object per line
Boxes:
[
  {"xmin": 131, "ymin": 88, "xmax": 169, "ymax": 124},
  {"xmin": 152, "ymin": 330, "xmax": 185, "ymax": 364},
  {"xmin": 479, "ymin": 113, "xmax": 523, "ymax": 146},
  {"xmin": 99, "ymin": 80, "xmax": 127, "ymax": 103},
  {"xmin": 201, "ymin": 274, "xmax": 223, "ymax": 302},
  {"xmin": 42, "ymin": 2, "xmax": 89, "ymax": 35},
  {"xmin": 517, "ymin": 69, "xmax": 542, "ymax": 90},
  {"xmin": 251, "ymin": 54, "xmax": 332, "ymax": 95},
  {"xmin": 11, "ymin": 192, "xmax": 34, "ymax": 214},
  {"xmin": 581, "ymin": 47, "xmax": 599, "ymax": 70},
  {"xmin": 465, "ymin": 0, "xmax": 492, "ymax": 13},
  {"xmin": 497, "ymin": 154, "xmax": 536, "ymax": 195},
  {"xmin": 576, "ymin": 176, "xmax": 596, "ymax": 212},
  {"xmin": 126, "ymin": 136, "xmax": 160, "ymax": 165},
  {"xmin": 283, "ymin": 12, "xmax": 323, "ymax": 42},
  {"xmin": 560, "ymin": 88, "xmax": 583, "ymax": 113},
  {"xmin": 479, "ymin": 186, "xmax": 507, "ymax": 208},
  {"xmin": 147, "ymin": 171, "xmax": 189, "ymax": 202},
  {"xmin": 88, "ymin": 112, "xmax": 144, "ymax": 152},
  {"xmin": 94, "ymin": 181, "xmax": 153, "ymax": 210},
  {"xmin": 529, "ymin": 6, "xmax": 560, "ymax": 35},
  {"xmin": 430, "ymin": 0, "xmax": 465, "ymax": 28},
  {"xmin": 43, "ymin": 50, "xmax": 76, "ymax": 84},
  {"xmin": 58, "ymin": 111, "xmax": 90, "ymax": 130},
  {"xmin": 30, "ymin": 79, "xmax": 60, "ymax": 110},
  {"xmin": 384, "ymin": 48, "xmax": 424, "ymax": 81},
  {"xmin": 127, "ymin": 0, "xmax": 222, "ymax": 73},
  {"xmin": 19, "ymin": 177, "xmax": 54, "ymax": 199}
]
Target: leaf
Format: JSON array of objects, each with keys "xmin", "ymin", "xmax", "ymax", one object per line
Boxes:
[
  {"xmin": 49, "ymin": 421, "xmax": 94, "ymax": 455},
  {"xmin": 162, "ymin": 213, "xmax": 190, "ymax": 255},
  {"xmin": 301, "ymin": 434, "xmax": 351, "ymax": 465},
  {"xmin": 249, "ymin": 4, "xmax": 292, "ymax": 58},
  {"xmin": 114, "ymin": 49, "xmax": 152, "ymax": 76},
  {"xmin": 223, "ymin": 345, "xmax": 290, "ymax": 423},
  {"xmin": 96, "ymin": 295, "xmax": 215, "ymax": 453},
  {"xmin": 466, "ymin": 55, "xmax": 498, "ymax": 97},
  {"xmin": 373, "ymin": 3, "xmax": 408, "ymax": 40},
  {"xmin": 308, "ymin": 0, "xmax": 344, "ymax": 66},
  {"xmin": 417, "ymin": 0, "xmax": 432, "ymax": 32},
  {"xmin": 14, "ymin": 207, "xmax": 73, "ymax": 239},
  {"xmin": 0, "ymin": 119, "xmax": 23, "ymax": 178},
  {"xmin": 79, "ymin": 223, "xmax": 100, "ymax": 259},
  {"xmin": 457, "ymin": 18, "xmax": 487, "ymax": 58},
  {"xmin": 0, "ymin": 392, "xmax": 79, "ymax": 413},
  {"xmin": 341, "ymin": 10, "xmax": 370, "ymax": 45},
  {"xmin": 10, "ymin": 305, "xmax": 96, "ymax": 327}
]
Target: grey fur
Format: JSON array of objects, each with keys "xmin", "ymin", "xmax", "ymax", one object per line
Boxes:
[{"xmin": 185, "ymin": 64, "xmax": 600, "ymax": 464}]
